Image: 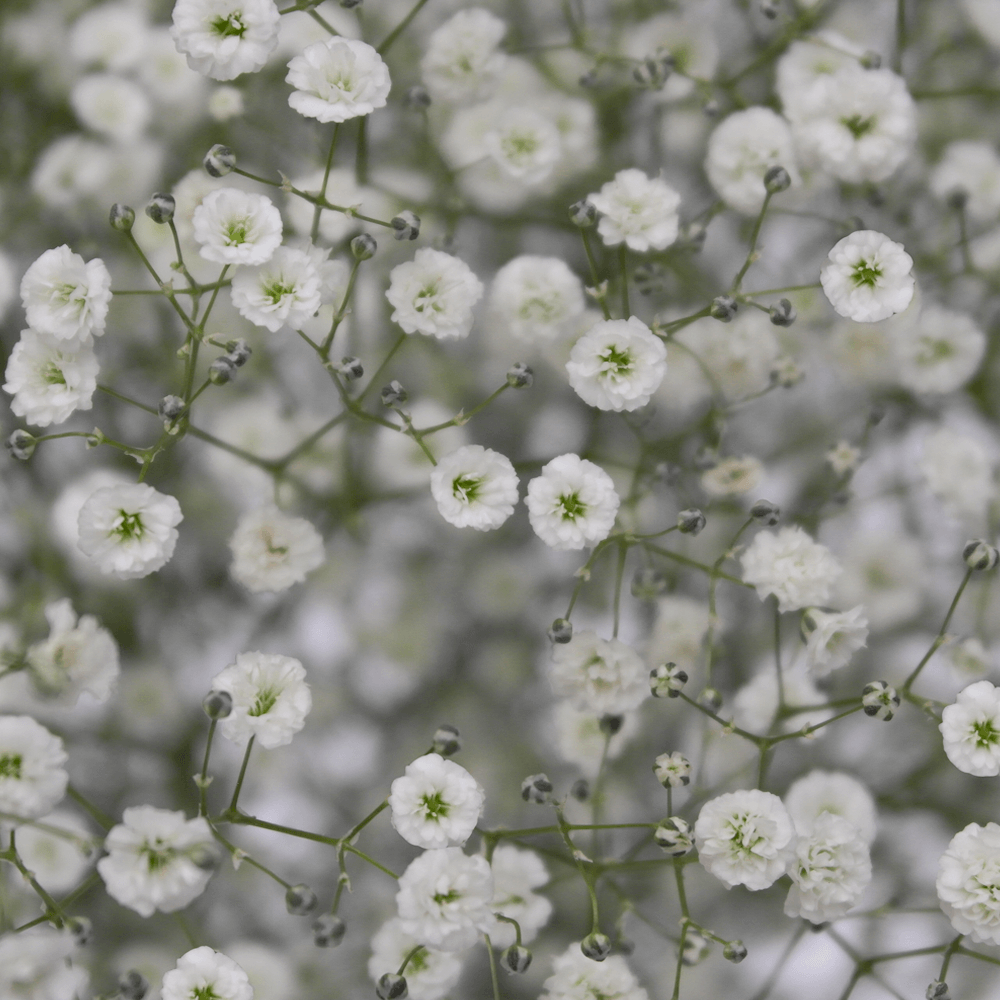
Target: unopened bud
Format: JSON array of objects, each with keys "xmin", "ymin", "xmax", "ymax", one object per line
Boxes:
[
  {"xmin": 751, "ymin": 499, "xmax": 780, "ymax": 526},
  {"xmin": 631, "ymin": 567, "xmax": 667, "ymax": 600},
  {"xmin": 286, "ymin": 883, "xmax": 318, "ymax": 915},
  {"xmin": 225, "ymin": 338, "xmax": 252, "ymax": 367},
  {"xmin": 569, "ymin": 199, "xmax": 597, "ymax": 228},
  {"xmin": 432, "ymin": 724, "xmax": 461, "ymax": 756},
  {"xmin": 204, "ymin": 144, "xmax": 236, "ymax": 178},
  {"xmin": 404, "ymin": 85, "xmax": 431, "ymax": 109},
  {"xmin": 677, "ymin": 508, "xmax": 706, "ymax": 535},
  {"xmin": 7, "ymin": 429, "xmax": 36, "ymax": 460},
  {"xmin": 189, "ymin": 843, "xmax": 221, "ymax": 871},
  {"xmin": 764, "ymin": 165, "xmax": 791, "ymax": 193},
  {"xmin": 391, "ymin": 210, "xmax": 420, "ymax": 241},
  {"xmin": 548, "ymin": 618, "xmax": 573, "ymax": 644},
  {"xmin": 581, "ymin": 932, "xmax": 612, "ymax": 962},
  {"xmin": 159, "ymin": 395, "xmax": 186, "ymax": 422},
  {"xmin": 964, "ymin": 539, "xmax": 999, "ymax": 571},
  {"xmin": 633, "ymin": 55, "xmax": 673, "ymax": 89},
  {"xmin": 376, "ymin": 973, "xmax": 408, "ymax": 1000},
  {"xmin": 653, "ymin": 751, "xmax": 691, "ymax": 787},
  {"xmin": 654, "ymin": 816, "xmax": 693, "ymax": 856},
  {"xmin": 723, "ymin": 940, "xmax": 748, "ymax": 964},
  {"xmin": 682, "ymin": 931, "xmax": 710, "ymax": 966},
  {"xmin": 926, "ymin": 982, "xmax": 951, "ymax": 1000},
  {"xmin": 500, "ymin": 945, "xmax": 532, "ymax": 974},
  {"xmin": 351, "ymin": 233, "xmax": 377, "ymax": 260},
  {"xmin": 759, "ymin": 0, "xmax": 780, "ymax": 18},
  {"xmin": 145, "ymin": 192, "xmax": 176, "ymax": 224},
  {"xmin": 599, "ymin": 714, "xmax": 623, "ymax": 736},
  {"xmin": 710, "ymin": 295, "xmax": 738, "ymax": 322},
  {"xmin": 699, "ymin": 686, "xmax": 722, "ymax": 712},
  {"xmin": 650, "ymin": 663, "xmax": 688, "ymax": 699},
  {"xmin": 381, "ymin": 380, "xmax": 407, "ymax": 406},
  {"xmin": 571, "ymin": 778, "xmax": 590, "ymax": 801},
  {"xmin": 769, "ymin": 298, "xmax": 796, "ymax": 326},
  {"xmin": 506, "ymin": 362, "xmax": 533, "ymax": 388},
  {"xmin": 337, "ymin": 356, "xmax": 364, "ymax": 380},
  {"xmin": 521, "ymin": 773, "xmax": 553, "ymax": 804},
  {"xmin": 67, "ymin": 916, "xmax": 91, "ymax": 946},
  {"xmin": 861, "ymin": 680, "xmax": 900, "ymax": 721},
  {"xmin": 109, "ymin": 203, "xmax": 135, "ymax": 231},
  {"xmin": 860, "ymin": 50, "xmax": 882, "ymax": 69},
  {"xmin": 208, "ymin": 356, "xmax": 237, "ymax": 385},
  {"xmin": 312, "ymin": 913, "xmax": 346, "ymax": 947},
  {"xmin": 202, "ymin": 689, "xmax": 233, "ymax": 719},
  {"xmin": 118, "ymin": 970, "xmax": 149, "ymax": 1000}
]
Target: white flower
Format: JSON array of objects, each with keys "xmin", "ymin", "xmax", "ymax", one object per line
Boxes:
[
  {"xmin": 550, "ymin": 631, "xmax": 649, "ymax": 715},
  {"xmin": 210, "ymin": 651, "xmax": 311, "ymax": 749},
  {"xmin": 0, "ymin": 716, "xmax": 69, "ymax": 820},
  {"xmin": 776, "ymin": 32, "xmax": 865, "ymax": 119},
  {"xmin": 286, "ymin": 37, "xmax": 390, "ymax": 123},
  {"xmin": 551, "ymin": 702, "xmax": 639, "ymax": 778},
  {"xmin": 705, "ymin": 107, "xmax": 800, "ymax": 215},
  {"xmin": 950, "ymin": 637, "xmax": 992, "ymax": 678},
  {"xmin": 891, "ymin": 305, "xmax": 985, "ymax": 395},
  {"xmin": 784, "ymin": 812, "xmax": 872, "ymax": 924},
  {"xmin": 694, "ymin": 788, "xmax": 797, "ymax": 890},
  {"xmin": 489, "ymin": 845, "xmax": 552, "ymax": 947},
  {"xmin": 566, "ymin": 317, "xmax": 667, "ymax": 412},
  {"xmin": 209, "ymin": 84, "xmax": 244, "ymax": 120},
  {"xmin": 97, "ymin": 806, "xmax": 215, "ymax": 917},
  {"xmin": 421, "ymin": 8, "xmax": 507, "ymax": 105},
  {"xmin": 70, "ymin": 73, "xmax": 151, "ymax": 143},
  {"xmin": 388, "ymin": 753, "xmax": 485, "ymax": 850},
  {"xmin": 930, "ymin": 141, "xmax": 1000, "ymax": 221},
  {"xmin": 14, "ymin": 810, "xmax": 94, "ymax": 894},
  {"xmin": 621, "ymin": 11, "xmax": 719, "ymax": 104},
  {"xmin": 229, "ymin": 245, "xmax": 323, "ymax": 332},
  {"xmin": 77, "ymin": 483, "xmax": 183, "ymax": 579},
  {"xmin": 31, "ymin": 134, "xmax": 114, "ymax": 211},
  {"xmin": 429, "ymin": 445, "xmax": 519, "ymax": 531},
  {"xmin": 587, "ymin": 168, "xmax": 681, "ymax": 252},
  {"xmin": 820, "ymin": 230, "xmax": 914, "ymax": 323},
  {"xmin": 801, "ymin": 605, "xmax": 868, "ymax": 676},
  {"xmin": 483, "ymin": 106, "xmax": 562, "ymax": 184},
  {"xmin": 229, "ymin": 505, "xmax": 325, "ymax": 593},
  {"xmin": 487, "ymin": 255, "xmax": 585, "ymax": 344},
  {"xmin": 919, "ymin": 427, "xmax": 995, "ymax": 523},
  {"xmin": 784, "ymin": 770, "xmax": 878, "ymax": 845},
  {"xmin": 940, "ymin": 680, "xmax": 1000, "ymax": 776},
  {"xmin": 0, "ymin": 927, "xmax": 87, "ymax": 1000},
  {"xmin": 3, "ymin": 329, "xmax": 99, "ymax": 427},
  {"xmin": 20, "ymin": 244, "xmax": 112, "ymax": 343},
  {"xmin": 938, "ymin": 822, "xmax": 1000, "ymax": 944},
  {"xmin": 525, "ymin": 454, "xmax": 620, "ymax": 550},
  {"xmin": 25, "ymin": 597, "xmax": 119, "ymax": 703},
  {"xmin": 540, "ymin": 944, "xmax": 649, "ymax": 1000},
  {"xmin": 161, "ymin": 947, "xmax": 253, "ymax": 1000},
  {"xmin": 192, "ymin": 188, "xmax": 283, "ymax": 266},
  {"xmin": 386, "ymin": 248, "xmax": 484, "ymax": 340},
  {"xmin": 367, "ymin": 919, "xmax": 463, "ymax": 1000},
  {"xmin": 170, "ymin": 0, "xmax": 280, "ymax": 81},
  {"xmin": 740, "ymin": 526, "xmax": 842, "ymax": 613},
  {"xmin": 826, "ymin": 441, "xmax": 861, "ymax": 476},
  {"xmin": 395, "ymin": 847, "xmax": 496, "ymax": 952},
  {"xmin": 701, "ymin": 455, "xmax": 764, "ymax": 497},
  {"xmin": 70, "ymin": 1, "xmax": 150, "ymax": 72},
  {"xmin": 654, "ymin": 751, "xmax": 692, "ymax": 789}
]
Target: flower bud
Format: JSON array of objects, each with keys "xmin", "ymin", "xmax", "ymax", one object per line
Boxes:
[
  {"xmin": 521, "ymin": 773, "xmax": 553, "ymax": 804},
  {"xmin": 653, "ymin": 751, "xmax": 691, "ymax": 788},
  {"xmin": 926, "ymin": 982, "xmax": 951, "ymax": 1000},
  {"xmin": 723, "ymin": 940, "xmax": 748, "ymax": 964},
  {"xmin": 189, "ymin": 842, "xmax": 222, "ymax": 871},
  {"xmin": 654, "ymin": 816, "xmax": 693, "ymax": 856},
  {"xmin": 860, "ymin": 50, "xmax": 882, "ymax": 70},
  {"xmin": 759, "ymin": 0, "xmax": 780, "ymax": 18},
  {"xmin": 571, "ymin": 778, "xmax": 590, "ymax": 801},
  {"xmin": 432, "ymin": 724, "xmax": 461, "ymax": 757},
  {"xmin": 506, "ymin": 362, "xmax": 533, "ymax": 388},
  {"xmin": 337, "ymin": 356, "xmax": 364, "ymax": 380},
  {"xmin": 769, "ymin": 298, "xmax": 796, "ymax": 327},
  {"xmin": 650, "ymin": 663, "xmax": 688, "ymax": 699},
  {"xmin": 204, "ymin": 144, "xmax": 236, "ymax": 178},
  {"xmin": 500, "ymin": 945, "xmax": 532, "ymax": 974},
  {"xmin": 581, "ymin": 932, "xmax": 612, "ymax": 962},
  {"xmin": 699, "ymin": 686, "xmax": 723, "ymax": 712},
  {"xmin": 208, "ymin": 356, "xmax": 237, "ymax": 385},
  {"xmin": 351, "ymin": 233, "xmax": 377, "ymax": 260},
  {"xmin": 118, "ymin": 970, "xmax": 149, "ymax": 1000},
  {"xmin": 751, "ymin": 499, "xmax": 781, "ymax": 526},
  {"xmin": 6, "ymin": 429, "xmax": 36, "ymax": 461},
  {"xmin": 861, "ymin": 680, "xmax": 900, "ymax": 721},
  {"xmin": 391, "ymin": 210, "xmax": 420, "ymax": 241},
  {"xmin": 225, "ymin": 338, "xmax": 252, "ymax": 367},
  {"xmin": 145, "ymin": 192, "xmax": 176, "ymax": 224},
  {"xmin": 109, "ymin": 203, "xmax": 135, "ymax": 232},
  {"xmin": 381, "ymin": 380, "xmax": 407, "ymax": 406},
  {"xmin": 376, "ymin": 973, "xmax": 408, "ymax": 1000},
  {"xmin": 548, "ymin": 618, "xmax": 573, "ymax": 644},
  {"xmin": 964, "ymin": 539, "xmax": 999, "ymax": 571},
  {"xmin": 312, "ymin": 913, "xmax": 346, "ymax": 947},
  {"xmin": 569, "ymin": 199, "xmax": 597, "ymax": 228},
  {"xmin": 763, "ymin": 165, "xmax": 791, "ymax": 193},
  {"xmin": 67, "ymin": 916, "xmax": 92, "ymax": 946},
  {"xmin": 599, "ymin": 714, "xmax": 623, "ymax": 736},
  {"xmin": 203, "ymin": 689, "xmax": 233, "ymax": 719},
  {"xmin": 710, "ymin": 295, "xmax": 738, "ymax": 322},
  {"xmin": 159, "ymin": 395, "xmax": 186, "ymax": 423},
  {"xmin": 677, "ymin": 508, "xmax": 706, "ymax": 535},
  {"xmin": 286, "ymin": 883, "xmax": 318, "ymax": 915},
  {"xmin": 404, "ymin": 85, "xmax": 431, "ymax": 109},
  {"xmin": 631, "ymin": 567, "xmax": 667, "ymax": 600},
  {"xmin": 632, "ymin": 55, "xmax": 673, "ymax": 89}
]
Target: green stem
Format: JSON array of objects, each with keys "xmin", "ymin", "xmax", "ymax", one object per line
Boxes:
[
  {"xmin": 580, "ymin": 229, "xmax": 612, "ymax": 320},
  {"xmin": 377, "ymin": 0, "xmax": 432, "ymax": 54},
  {"xmin": 198, "ymin": 719, "xmax": 217, "ymax": 817},
  {"xmin": 730, "ymin": 191, "xmax": 774, "ymax": 294},
  {"xmin": 902, "ymin": 568, "xmax": 973, "ymax": 692},
  {"xmin": 618, "ymin": 244, "xmax": 630, "ymax": 318},
  {"xmin": 311, "ymin": 123, "xmax": 341, "ymax": 244},
  {"xmin": 485, "ymin": 934, "xmax": 503, "ymax": 1000},
  {"xmin": 67, "ymin": 785, "xmax": 113, "ymax": 831},
  {"xmin": 228, "ymin": 737, "xmax": 255, "ymax": 814}
]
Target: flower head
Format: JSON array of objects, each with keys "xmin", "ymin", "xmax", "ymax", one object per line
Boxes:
[
  {"xmin": 286, "ymin": 37, "xmax": 391, "ymax": 123},
  {"xmin": 891, "ymin": 305, "xmax": 985, "ymax": 395},
  {"xmin": 489, "ymin": 845, "xmax": 552, "ymax": 948},
  {"xmin": 20, "ymin": 245, "xmax": 111, "ymax": 344},
  {"xmin": 784, "ymin": 770, "xmax": 878, "ymax": 845},
  {"xmin": 429, "ymin": 445, "xmax": 519, "ymax": 530},
  {"xmin": 938, "ymin": 822, "xmax": 1000, "ymax": 944},
  {"xmin": 740, "ymin": 526, "xmax": 841, "ymax": 613},
  {"xmin": 525, "ymin": 454, "xmax": 620, "ymax": 550},
  {"xmin": 487, "ymin": 255, "xmax": 585, "ymax": 344},
  {"xmin": 483, "ymin": 107, "xmax": 562, "ymax": 184},
  {"xmin": 0, "ymin": 927, "xmax": 87, "ymax": 1000},
  {"xmin": 192, "ymin": 188, "xmax": 283, "ymax": 266},
  {"xmin": 550, "ymin": 631, "xmax": 649, "ymax": 715},
  {"xmin": 228, "ymin": 505, "xmax": 325, "ymax": 593},
  {"xmin": 801, "ymin": 605, "xmax": 869, "ymax": 676},
  {"xmin": 386, "ymin": 248, "xmax": 484, "ymax": 340},
  {"xmin": 171, "ymin": 0, "xmax": 280, "ymax": 81},
  {"xmin": 940, "ymin": 680, "xmax": 1000, "ymax": 776},
  {"xmin": 229, "ymin": 245, "xmax": 323, "ymax": 332},
  {"xmin": 421, "ymin": 8, "xmax": 507, "ymax": 105},
  {"xmin": 367, "ymin": 919, "xmax": 463, "ymax": 1000},
  {"xmin": 0, "ymin": 716, "xmax": 69, "ymax": 820},
  {"xmin": 161, "ymin": 948, "xmax": 253, "ymax": 1000},
  {"xmin": 540, "ymin": 944, "xmax": 649, "ymax": 1000},
  {"xmin": 821, "ymin": 230, "xmax": 914, "ymax": 323},
  {"xmin": 587, "ymin": 168, "xmax": 681, "ymax": 252}
]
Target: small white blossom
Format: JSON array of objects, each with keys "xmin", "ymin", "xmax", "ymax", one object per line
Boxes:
[
  {"xmin": 654, "ymin": 751, "xmax": 692, "ymax": 789},
  {"xmin": 930, "ymin": 141, "xmax": 1000, "ymax": 221},
  {"xmin": 490, "ymin": 845, "xmax": 552, "ymax": 947},
  {"xmin": 161, "ymin": 947, "xmax": 253, "ymax": 1000},
  {"xmin": 192, "ymin": 188, "xmax": 283, "ymax": 266},
  {"xmin": 525, "ymin": 454, "xmax": 620, "ymax": 550},
  {"xmin": 694, "ymin": 788, "xmax": 797, "ymax": 890},
  {"xmin": 70, "ymin": 73, "xmax": 151, "ymax": 143},
  {"xmin": 0, "ymin": 716, "xmax": 69, "ymax": 820},
  {"xmin": 826, "ymin": 441, "xmax": 861, "ymax": 476},
  {"xmin": 487, "ymin": 255, "xmax": 585, "ymax": 344},
  {"xmin": 566, "ymin": 317, "xmax": 667, "ymax": 412},
  {"xmin": 891, "ymin": 305, "xmax": 986, "ymax": 395},
  {"xmin": 938, "ymin": 822, "xmax": 1000, "ymax": 945},
  {"xmin": 229, "ymin": 245, "xmax": 323, "ymax": 332},
  {"xmin": 540, "ymin": 944, "xmax": 649, "ymax": 1000},
  {"xmin": 210, "ymin": 651, "xmax": 311, "ymax": 749},
  {"xmin": 784, "ymin": 812, "xmax": 872, "ymax": 924},
  {"xmin": 229, "ymin": 505, "xmax": 324, "ymax": 593},
  {"xmin": 784, "ymin": 770, "xmax": 878, "ymax": 845},
  {"xmin": 367, "ymin": 919, "xmax": 463, "ymax": 1000},
  {"xmin": 97, "ymin": 806, "xmax": 216, "ymax": 917},
  {"xmin": 77, "ymin": 483, "xmax": 183, "ymax": 580},
  {"xmin": 483, "ymin": 106, "xmax": 562, "ymax": 184},
  {"xmin": 70, "ymin": 1, "xmax": 150, "ymax": 72},
  {"xmin": 421, "ymin": 8, "xmax": 507, "ymax": 105},
  {"xmin": 14, "ymin": 810, "xmax": 94, "ymax": 894},
  {"xmin": 386, "ymin": 248, "xmax": 484, "ymax": 341},
  {"xmin": 940, "ymin": 680, "xmax": 1000, "ymax": 776},
  {"xmin": 20, "ymin": 244, "xmax": 112, "ymax": 344},
  {"xmin": 740, "ymin": 526, "xmax": 842, "ymax": 613},
  {"xmin": 170, "ymin": 0, "xmax": 280, "ymax": 81},
  {"xmin": 3, "ymin": 329, "xmax": 99, "ymax": 427},
  {"xmin": 0, "ymin": 927, "xmax": 87, "ymax": 1000},
  {"xmin": 550, "ymin": 631, "xmax": 649, "ymax": 715},
  {"xmin": 776, "ymin": 32, "xmax": 866, "ymax": 119},
  {"xmin": 31, "ymin": 135, "xmax": 114, "ymax": 211},
  {"xmin": 587, "ymin": 168, "xmax": 681, "ymax": 252},
  {"xmin": 919, "ymin": 427, "xmax": 995, "ymax": 523},
  {"xmin": 701, "ymin": 456, "xmax": 764, "ymax": 497},
  {"xmin": 286, "ymin": 37, "xmax": 391, "ymax": 124},
  {"xmin": 209, "ymin": 84, "xmax": 244, "ymax": 120},
  {"xmin": 801, "ymin": 605, "xmax": 868, "ymax": 676},
  {"xmin": 395, "ymin": 847, "xmax": 496, "ymax": 952},
  {"xmin": 820, "ymin": 230, "xmax": 914, "ymax": 323},
  {"xmin": 429, "ymin": 445, "xmax": 519, "ymax": 531}
]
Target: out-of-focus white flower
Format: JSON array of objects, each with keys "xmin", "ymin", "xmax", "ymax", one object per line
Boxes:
[
  {"xmin": 732, "ymin": 666, "xmax": 830, "ymax": 735},
  {"xmin": 70, "ymin": 73, "xmax": 151, "ymax": 142},
  {"xmin": 171, "ymin": 0, "xmax": 280, "ymax": 81},
  {"xmin": 801, "ymin": 605, "xmax": 868, "ymax": 677},
  {"xmin": 209, "ymin": 84, "xmax": 244, "ymax": 120},
  {"xmin": 891, "ymin": 305, "xmax": 986, "ymax": 395},
  {"xmin": 826, "ymin": 441, "xmax": 861, "ymax": 476},
  {"xmin": 930, "ymin": 141, "xmax": 1000, "ymax": 221},
  {"xmin": 420, "ymin": 8, "xmax": 507, "ymax": 104},
  {"xmin": 97, "ymin": 806, "xmax": 215, "ymax": 917},
  {"xmin": 386, "ymin": 248, "xmax": 484, "ymax": 340},
  {"xmin": 395, "ymin": 847, "xmax": 496, "ymax": 952},
  {"xmin": 286, "ymin": 37, "xmax": 390, "ymax": 123},
  {"xmin": 14, "ymin": 810, "xmax": 94, "ymax": 894},
  {"xmin": 950, "ymin": 637, "xmax": 992, "ymax": 678},
  {"xmin": 0, "ymin": 927, "xmax": 87, "ymax": 1000},
  {"xmin": 648, "ymin": 595, "xmax": 710, "ymax": 675},
  {"xmin": 940, "ymin": 680, "xmax": 1000, "ymax": 776},
  {"xmin": 776, "ymin": 32, "xmax": 865, "ymax": 118},
  {"xmin": 388, "ymin": 753, "xmax": 485, "ymax": 850},
  {"xmin": 551, "ymin": 702, "xmax": 639, "ymax": 778},
  {"xmin": 0, "ymin": 716, "xmax": 68, "ymax": 820},
  {"xmin": 138, "ymin": 27, "xmax": 207, "ymax": 108},
  {"xmin": 566, "ymin": 317, "xmax": 667, "ymax": 412},
  {"xmin": 77, "ymin": 483, "xmax": 183, "ymax": 580},
  {"xmin": 540, "ymin": 943, "xmax": 649, "ymax": 1000},
  {"xmin": 487, "ymin": 255, "xmax": 585, "ymax": 344},
  {"xmin": 784, "ymin": 812, "xmax": 872, "ymax": 923},
  {"xmin": 525, "ymin": 454, "xmax": 619, "ymax": 550},
  {"xmin": 705, "ymin": 107, "xmax": 799, "ymax": 215},
  {"xmin": 3, "ymin": 330, "xmax": 99, "ymax": 427},
  {"xmin": 695, "ymin": 788, "xmax": 797, "ymax": 890},
  {"xmin": 31, "ymin": 134, "xmax": 114, "ymax": 210},
  {"xmin": 920, "ymin": 427, "xmax": 995, "ymax": 523},
  {"xmin": 937, "ymin": 821, "xmax": 1000, "ymax": 944},
  {"xmin": 25, "ymin": 598, "xmax": 119, "ymax": 703},
  {"xmin": 192, "ymin": 188, "xmax": 283, "ymax": 266},
  {"xmin": 21, "ymin": 244, "xmax": 112, "ymax": 344},
  {"xmin": 368, "ymin": 919, "xmax": 463, "ymax": 1000},
  {"xmin": 587, "ymin": 168, "xmax": 681, "ymax": 251},
  {"xmin": 429, "ymin": 445, "xmax": 519, "ymax": 531},
  {"xmin": 489, "ymin": 845, "xmax": 552, "ymax": 947},
  {"xmin": 550, "ymin": 631, "xmax": 649, "ymax": 715},
  {"xmin": 483, "ymin": 107, "xmax": 562, "ymax": 184},
  {"xmin": 161, "ymin": 947, "xmax": 253, "ymax": 1000},
  {"xmin": 229, "ymin": 245, "xmax": 323, "ymax": 332},
  {"xmin": 621, "ymin": 11, "xmax": 719, "ymax": 103},
  {"xmin": 228, "ymin": 505, "xmax": 325, "ymax": 593},
  {"xmin": 741, "ymin": 526, "xmax": 842, "ymax": 613},
  {"xmin": 784, "ymin": 770, "xmax": 878, "ymax": 844},
  {"xmin": 701, "ymin": 455, "xmax": 764, "ymax": 497},
  {"xmin": 210, "ymin": 651, "xmax": 311, "ymax": 749},
  {"xmin": 820, "ymin": 230, "xmax": 914, "ymax": 323},
  {"xmin": 70, "ymin": 1, "xmax": 150, "ymax": 71}
]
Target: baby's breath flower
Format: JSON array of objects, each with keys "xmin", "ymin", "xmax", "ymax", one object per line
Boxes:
[
  {"xmin": 550, "ymin": 631, "xmax": 649, "ymax": 715},
  {"xmin": 821, "ymin": 230, "xmax": 914, "ymax": 323},
  {"xmin": 940, "ymin": 680, "xmax": 1000, "ymax": 776},
  {"xmin": 653, "ymin": 751, "xmax": 691, "ymax": 788},
  {"xmin": 525, "ymin": 454, "xmax": 619, "ymax": 550},
  {"xmin": 20, "ymin": 244, "xmax": 111, "ymax": 344},
  {"xmin": 740, "ymin": 526, "xmax": 841, "ymax": 613},
  {"xmin": 161, "ymin": 948, "xmax": 253, "ymax": 1000},
  {"xmin": 540, "ymin": 943, "xmax": 649, "ymax": 1000},
  {"xmin": 801, "ymin": 605, "xmax": 869, "ymax": 676},
  {"xmin": 171, "ymin": 0, "xmax": 280, "ymax": 81},
  {"xmin": 429, "ymin": 445, "xmax": 519, "ymax": 531},
  {"xmin": 386, "ymin": 248, "xmax": 484, "ymax": 341},
  {"xmin": 228, "ymin": 505, "xmax": 325, "ymax": 593},
  {"xmin": 420, "ymin": 8, "xmax": 507, "ymax": 105},
  {"xmin": 229, "ymin": 245, "xmax": 323, "ymax": 332},
  {"xmin": 701, "ymin": 456, "xmax": 764, "ymax": 497},
  {"xmin": 0, "ymin": 715, "xmax": 69, "ymax": 820},
  {"xmin": 587, "ymin": 168, "xmax": 681, "ymax": 252},
  {"xmin": 367, "ymin": 919, "xmax": 463, "ymax": 1000},
  {"xmin": 937, "ymin": 822, "xmax": 1000, "ymax": 944},
  {"xmin": 286, "ymin": 37, "xmax": 391, "ymax": 123},
  {"xmin": 192, "ymin": 187, "xmax": 283, "ymax": 265}
]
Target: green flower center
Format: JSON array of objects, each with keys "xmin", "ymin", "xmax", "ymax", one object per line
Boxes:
[
  {"xmin": 557, "ymin": 492, "xmax": 587, "ymax": 521},
  {"xmin": 502, "ymin": 131, "xmax": 539, "ymax": 159},
  {"xmin": 452, "ymin": 475, "xmax": 483, "ymax": 503},
  {"xmin": 223, "ymin": 217, "xmax": 250, "ymax": 246},
  {"xmin": 851, "ymin": 259, "xmax": 882, "ymax": 288},
  {"xmin": 250, "ymin": 685, "xmax": 280, "ymax": 717},
  {"xmin": 600, "ymin": 345, "xmax": 633, "ymax": 375},
  {"xmin": 193, "ymin": 986, "xmax": 219, "ymax": 1000},
  {"xmin": 211, "ymin": 13, "xmax": 246, "ymax": 38},
  {"xmin": 841, "ymin": 114, "xmax": 876, "ymax": 139},
  {"xmin": 420, "ymin": 790, "xmax": 450, "ymax": 820},
  {"xmin": 142, "ymin": 838, "xmax": 175, "ymax": 872},
  {"xmin": 42, "ymin": 362, "xmax": 67, "ymax": 386},
  {"xmin": 0, "ymin": 753, "xmax": 23, "ymax": 780},
  {"xmin": 973, "ymin": 720, "xmax": 999, "ymax": 748},
  {"xmin": 113, "ymin": 510, "xmax": 144, "ymax": 541},
  {"xmin": 262, "ymin": 279, "xmax": 297, "ymax": 305},
  {"xmin": 433, "ymin": 889, "xmax": 460, "ymax": 905}
]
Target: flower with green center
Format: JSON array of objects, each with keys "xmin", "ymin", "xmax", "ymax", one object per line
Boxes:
[
  {"xmin": 368, "ymin": 918, "xmax": 463, "ymax": 999},
  {"xmin": 527, "ymin": 454, "xmax": 620, "ymax": 550},
  {"xmin": 161, "ymin": 947, "xmax": 253, "ymax": 1000},
  {"xmin": 820, "ymin": 230, "xmax": 914, "ymax": 323},
  {"xmin": 484, "ymin": 107, "xmax": 562, "ymax": 183},
  {"xmin": 430, "ymin": 445, "xmax": 519, "ymax": 530},
  {"xmin": 20, "ymin": 244, "xmax": 111, "ymax": 343},
  {"xmin": 230, "ymin": 245, "xmax": 323, "ymax": 333},
  {"xmin": 171, "ymin": 0, "xmax": 280, "ymax": 82},
  {"xmin": 941, "ymin": 680, "xmax": 1000, "ymax": 776},
  {"xmin": 287, "ymin": 36, "xmax": 391, "ymax": 123},
  {"xmin": 0, "ymin": 716, "xmax": 68, "ymax": 820},
  {"xmin": 193, "ymin": 187, "xmax": 282, "ymax": 266}
]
